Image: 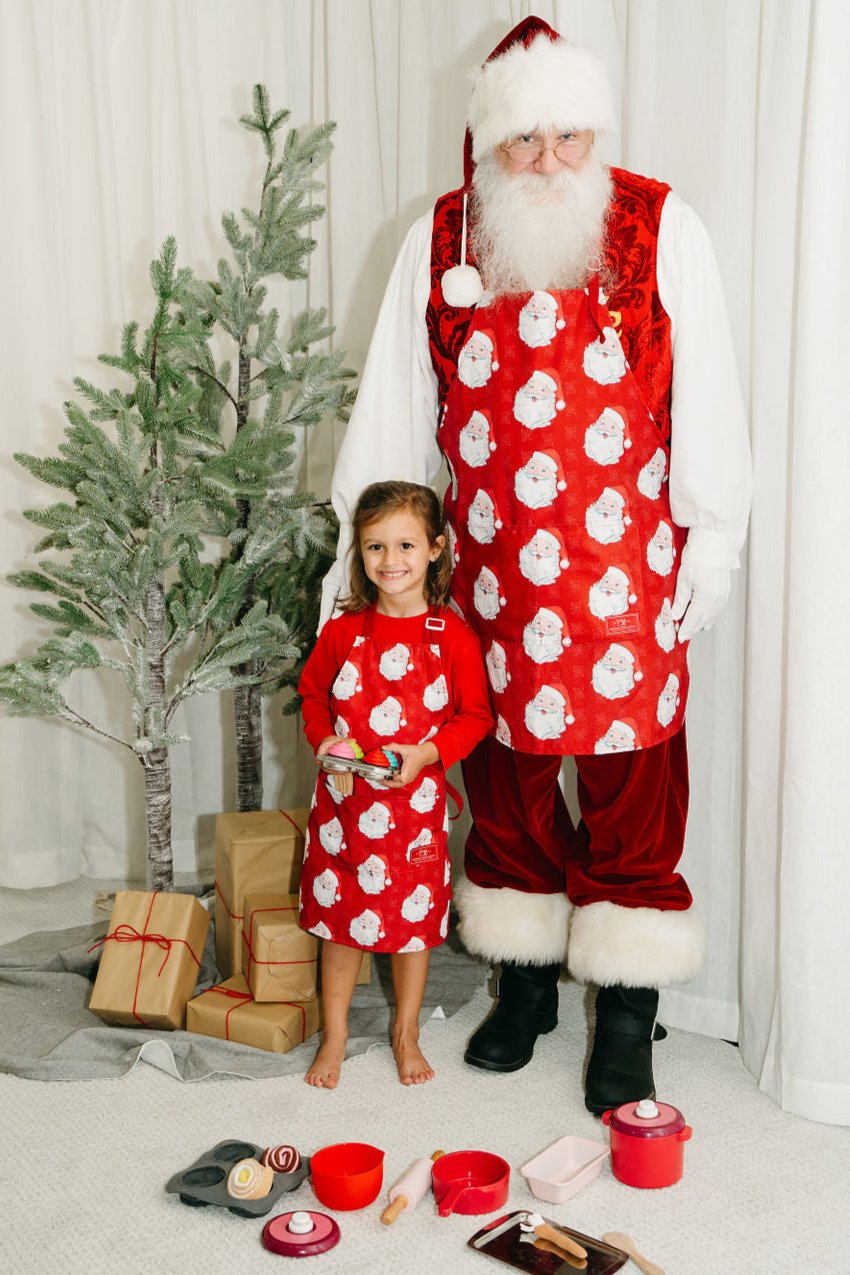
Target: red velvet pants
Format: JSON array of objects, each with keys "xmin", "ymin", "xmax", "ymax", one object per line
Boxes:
[{"xmin": 462, "ymin": 728, "xmax": 692, "ymax": 910}]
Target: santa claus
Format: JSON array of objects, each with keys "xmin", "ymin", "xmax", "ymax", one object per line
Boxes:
[
  {"xmin": 656, "ymin": 673, "xmax": 681, "ymax": 727},
  {"xmin": 513, "ymin": 369, "xmax": 564, "ymax": 428},
  {"xmin": 401, "ymin": 885, "xmax": 434, "ymax": 923},
  {"xmin": 514, "ymin": 449, "xmax": 567, "ymax": 509},
  {"xmin": 594, "ymin": 718, "xmax": 639, "ymax": 754},
  {"xmin": 592, "ymin": 642, "xmax": 642, "ymax": 699},
  {"xmin": 349, "ymin": 909, "xmax": 384, "ymax": 946},
  {"xmin": 473, "ymin": 565, "xmax": 505, "ymax": 619},
  {"xmin": 637, "ymin": 447, "xmax": 667, "ymax": 499},
  {"xmin": 313, "ymin": 868, "xmax": 341, "ymax": 908},
  {"xmin": 523, "ymin": 606, "xmax": 570, "ymax": 662},
  {"xmin": 585, "ymin": 486, "xmax": 630, "ymax": 544},
  {"xmin": 458, "ymin": 330, "xmax": 498, "ymax": 387},
  {"xmin": 655, "ymin": 597, "xmax": 677, "ymax": 652},
  {"xmin": 398, "ymin": 936, "xmax": 427, "ymax": 953},
  {"xmin": 410, "ymin": 775, "xmax": 439, "ymax": 812},
  {"xmin": 518, "ymin": 290, "xmax": 563, "ymax": 347},
  {"xmin": 467, "ymin": 488, "xmax": 502, "ymax": 543},
  {"xmin": 379, "ymin": 643, "xmax": 413, "ymax": 681},
  {"xmin": 588, "ymin": 566, "xmax": 637, "ymax": 620},
  {"xmin": 358, "ymin": 802, "xmax": 395, "ymax": 839},
  {"xmin": 583, "ymin": 325, "xmax": 627, "ymax": 384},
  {"xmin": 524, "ymin": 683, "xmax": 575, "ymax": 739},
  {"xmin": 519, "ymin": 528, "xmax": 569, "ymax": 584},
  {"xmin": 369, "ymin": 696, "xmax": 405, "ymax": 735},
  {"xmin": 423, "ymin": 673, "xmax": 449, "ymax": 711},
  {"xmin": 319, "ymin": 817, "xmax": 346, "ymax": 855},
  {"xmin": 647, "ymin": 520, "xmax": 675, "ymax": 576},
  {"xmin": 485, "ymin": 639, "xmax": 510, "ymax": 692},
  {"xmin": 459, "ymin": 409, "xmax": 496, "ymax": 467},
  {"xmin": 331, "ymin": 659, "xmax": 361, "ymax": 700},
  {"xmin": 357, "ymin": 854, "xmax": 392, "ymax": 895},
  {"xmin": 584, "ymin": 407, "xmax": 628, "ymax": 465}
]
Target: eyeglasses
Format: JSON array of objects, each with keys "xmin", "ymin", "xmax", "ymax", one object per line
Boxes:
[{"xmin": 501, "ymin": 132, "xmax": 593, "ymax": 163}]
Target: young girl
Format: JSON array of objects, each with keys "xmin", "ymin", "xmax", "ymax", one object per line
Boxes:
[{"xmin": 298, "ymin": 481, "xmax": 493, "ymax": 1087}]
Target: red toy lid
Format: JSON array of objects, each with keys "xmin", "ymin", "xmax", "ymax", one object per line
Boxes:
[
  {"xmin": 261, "ymin": 1211, "xmax": 341, "ymax": 1257},
  {"xmin": 606, "ymin": 1098, "xmax": 686, "ymax": 1139}
]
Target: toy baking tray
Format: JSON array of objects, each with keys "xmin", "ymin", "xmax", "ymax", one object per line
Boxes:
[
  {"xmin": 319, "ymin": 755, "xmax": 397, "ymax": 783},
  {"xmin": 165, "ymin": 1139, "xmax": 310, "ymax": 1217},
  {"xmin": 468, "ymin": 1211, "xmax": 628, "ymax": 1274}
]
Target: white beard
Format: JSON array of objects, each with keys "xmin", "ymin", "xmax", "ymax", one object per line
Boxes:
[
  {"xmin": 583, "ymin": 333, "xmax": 627, "ymax": 384},
  {"xmin": 369, "ymin": 701, "xmax": 402, "ymax": 735},
  {"xmin": 647, "ymin": 540, "xmax": 675, "ymax": 576},
  {"xmin": 592, "ymin": 662, "xmax": 635, "ymax": 699},
  {"xmin": 379, "ymin": 647, "xmax": 410, "ymax": 680},
  {"xmin": 410, "ymin": 778, "xmax": 438, "ymax": 812},
  {"xmin": 357, "ymin": 856, "xmax": 390, "ymax": 895},
  {"xmin": 459, "ymin": 429, "xmax": 491, "ymax": 467},
  {"xmin": 319, "ymin": 818, "xmax": 345, "ymax": 855},
  {"xmin": 423, "ymin": 676, "xmax": 449, "ymax": 711},
  {"xmin": 589, "ymin": 582, "xmax": 628, "ymax": 619},
  {"xmin": 515, "ymin": 469, "xmax": 558, "ymax": 509},
  {"xmin": 474, "ymin": 580, "xmax": 501, "ymax": 619},
  {"xmin": 513, "ymin": 388, "xmax": 556, "ymax": 429},
  {"xmin": 468, "ymin": 507, "xmax": 497, "ymax": 543},
  {"xmin": 457, "ymin": 347, "xmax": 493, "ymax": 388},
  {"xmin": 638, "ymin": 462, "xmax": 665, "ymax": 499},
  {"xmin": 657, "ymin": 692, "xmax": 679, "ymax": 728},
  {"xmin": 331, "ymin": 663, "xmax": 359, "ymax": 699},
  {"xmin": 401, "ymin": 887, "xmax": 433, "ymax": 922},
  {"xmin": 525, "ymin": 701, "xmax": 567, "ymax": 740},
  {"xmin": 349, "ymin": 910, "xmax": 382, "ymax": 945},
  {"xmin": 313, "ymin": 869, "xmax": 340, "ymax": 907},
  {"xmin": 358, "ymin": 804, "xmax": 393, "ymax": 839},
  {"xmin": 470, "ymin": 152, "xmax": 612, "ymax": 294},
  {"xmin": 655, "ymin": 605, "xmax": 676, "ymax": 652},
  {"xmin": 584, "ymin": 426, "xmax": 624, "ymax": 465},
  {"xmin": 519, "ymin": 546, "xmax": 561, "ymax": 585},
  {"xmin": 523, "ymin": 625, "xmax": 564, "ymax": 663},
  {"xmin": 585, "ymin": 506, "xmax": 626, "ymax": 544},
  {"xmin": 518, "ymin": 309, "xmax": 557, "ymax": 347}
]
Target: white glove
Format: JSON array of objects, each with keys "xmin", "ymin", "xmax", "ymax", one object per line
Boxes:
[
  {"xmin": 670, "ymin": 548, "xmax": 731, "ymax": 643},
  {"xmin": 318, "ymin": 559, "xmax": 345, "ymax": 633}
]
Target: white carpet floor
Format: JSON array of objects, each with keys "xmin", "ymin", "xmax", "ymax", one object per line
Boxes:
[{"xmin": 1, "ymin": 878, "xmax": 848, "ymax": 1275}]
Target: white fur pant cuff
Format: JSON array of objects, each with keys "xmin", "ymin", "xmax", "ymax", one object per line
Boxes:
[
  {"xmin": 455, "ymin": 876, "xmax": 569, "ymax": 965},
  {"xmin": 567, "ymin": 900, "xmax": 705, "ymax": 988}
]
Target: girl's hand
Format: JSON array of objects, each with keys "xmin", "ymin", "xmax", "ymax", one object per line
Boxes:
[
  {"xmin": 316, "ymin": 735, "xmax": 346, "ymax": 757},
  {"xmin": 386, "ymin": 741, "xmax": 440, "ymax": 787}
]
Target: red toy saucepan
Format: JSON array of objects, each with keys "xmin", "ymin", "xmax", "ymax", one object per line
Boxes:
[
  {"xmin": 602, "ymin": 1098, "xmax": 692, "ymax": 1188},
  {"xmin": 431, "ymin": 1150, "xmax": 510, "ymax": 1217}
]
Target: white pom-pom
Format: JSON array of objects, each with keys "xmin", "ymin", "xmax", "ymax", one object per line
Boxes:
[
  {"xmin": 566, "ymin": 714, "xmax": 575, "ymax": 724},
  {"xmin": 556, "ymin": 399, "xmax": 565, "ymax": 410},
  {"xmin": 441, "ymin": 265, "xmax": 484, "ymax": 307},
  {"xmin": 560, "ymin": 558, "xmax": 569, "ymax": 568},
  {"xmin": 556, "ymin": 319, "xmax": 565, "ymax": 330},
  {"xmin": 491, "ymin": 360, "xmax": 500, "ymax": 371},
  {"xmin": 624, "ymin": 439, "xmax": 632, "ymax": 448},
  {"xmin": 489, "ymin": 441, "xmax": 496, "ymax": 451},
  {"xmin": 624, "ymin": 515, "xmax": 632, "ymax": 525},
  {"xmin": 564, "ymin": 637, "xmax": 572, "ymax": 647},
  {"xmin": 629, "ymin": 592, "xmax": 637, "ymax": 603},
  {"xmin": 635, "ymin": 671, "xmax": 643, "ymax": 681},
  {"xmin": 495, "ymin": 519, "xmax": 503, "ymax": 530},
  {"xmin": 557, "ymin": 480, "xmax": 567, "ymax": 491},
  {"xmin": 499, "ymin": 596, "xmax": 506, "ymax": 606}
]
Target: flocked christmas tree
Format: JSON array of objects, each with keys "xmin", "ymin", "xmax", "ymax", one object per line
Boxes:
[{"xmin": 0, "ymin": 87, "xmax": 354, "ymax": 890}]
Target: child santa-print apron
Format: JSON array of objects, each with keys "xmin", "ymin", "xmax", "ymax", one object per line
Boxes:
[
  {"xmin": 299, "ymin": 607, "xmax": 453, "ymax": 953},
  {"xmin": 438, "ymin": 278, "xmax": 689, "ymax": 757}
]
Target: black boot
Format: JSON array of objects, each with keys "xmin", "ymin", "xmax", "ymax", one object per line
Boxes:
[
  {"xmin": 584, "ymin": 984, "xmax": 668, "ymax": 1115},
  {"xmin": 464, "ymin": 961, "xmax": 561, "ymax": 1072}
]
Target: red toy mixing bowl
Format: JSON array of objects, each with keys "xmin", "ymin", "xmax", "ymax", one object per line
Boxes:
[
  {"xmin": 602, "ymin": 1098, "xmax": 692, "ymax": 1188},
  {"xmin": 309, "ymin": 1142, "xmax": 384, "ymax": 1210},
  {"xmin": 431, "ymin": 1150, "xmax": 510, "ymax": 1217}
]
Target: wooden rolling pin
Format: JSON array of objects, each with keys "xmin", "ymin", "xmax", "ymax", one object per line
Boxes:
[
  {"xmin": 602, "ymin": 1231, "xmax": 666, "ymax": 1275},
  {"xmin": 381, "ymin": 1151, "xmax": 444, "ymax": 1224}
]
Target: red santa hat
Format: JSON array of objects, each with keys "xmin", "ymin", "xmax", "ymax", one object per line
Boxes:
[
  {"xmin": 533, "ymin": 367, "xmax": 566, "ymax": 411},
  {"xmin": 464, "ymin": 409, "xmax": 497, "ymax": 452},
  {"xmin": 534, "ymin": 449, "xmax": 568, "ymax": 491},
  {"xmin": 473, "ymin": 328, "xmax": 499, "ymax": 370},
  {"xmin": 542, "ymin": 680, "xmax": 576, "ymax": 725},
  {"xmin": 609, "ymin": 641, "xmax": 643, "ymax": 681},
  {"xmin": 538, "ymin": 605, "xmax": 571, "ymax": 647},
  {"xmin": 467, "ymin": 24, "xmax": 616, "ymax": 163},
  {"xmin": 608, "ymin": 563, "xmax": 638, "ymax": 604}
]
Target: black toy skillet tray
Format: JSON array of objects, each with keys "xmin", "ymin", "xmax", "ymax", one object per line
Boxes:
[
  {"xmin": 468, "ymin": 1211, "xmax": 629, "ymax": 1274},
  {"xmin": 165, "ymin": 1138, "xmax": 310, "ymax": 1217}
]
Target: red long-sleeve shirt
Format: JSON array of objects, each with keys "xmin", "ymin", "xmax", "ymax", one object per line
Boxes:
[{"xmin": 299, "ymin": 606, "xmax": 493, "ymax": 769}]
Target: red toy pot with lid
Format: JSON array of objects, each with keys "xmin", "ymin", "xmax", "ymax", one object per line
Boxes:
[{"xmin": 602, "ymin": 1098, "xmax": 692, "ymax": 1188}]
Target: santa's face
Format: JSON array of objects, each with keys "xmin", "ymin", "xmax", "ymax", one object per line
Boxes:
[
  {"xmin": 379, "ymin": 644, "xmax": 411, "ymax": 681},
  {"xmin": 637, "ymin": 448, "xmax": 667, "ymax": 499},
  {"xmin": 369, "ymin": 697, "xmax": 403, "ymax": 736},
  {"xmin": 523, "ymin": 609, "xmax": 567, "ymax": 663},
  {"xmin": 473, "ymin": 567, "xmax": 503, "ymax": 620},
  {"xmin": 357, "ymin": 854, "xmax": 390, "ymax": 895},
  {"xmin": 594, "ymin": 721, "xmax": 637, "ymax": 754},
  {"xmin": 518, "ymin": 292, "xmax": 559, "ymax": 347},
  {"xmin": 585, "ymin": 489, "xmax": 627, "ymax": 544},
  {"xmin": 406, "ymin": 828, "xmax": 432, "ymax": 860},
  {"xmin": 331, "ymin": 660, "xmax": 360, "ymax": 701},
  {"xmin": 525, "ymin": 687, "xmax": 568, "ymax": 739},
  {"xmin": 588, "ymin": 569, "xmax": 632, "ymax": 619},
  {"xmin": 513, "ymin": 373, "xmax": 558, "ymax": 428},
  {"xmin": 459, "ymin": 411, "xmax": 493, "ymax": 467},
  {"xmin": 313, "ymin": 868, "xmax": 341, "ymax": 908},
  {"xmin": 307, "ymin": 919, "xmax": 333, "ymax": 940},
  {"xmin": 485, "ymin": 640, "xmax": 510, "ymax": 693},
  {"xmin": 319, "ymin": 817, "xmax": 345, "ymax": 855},
  {"xmin": 655, "ymin": 598, "xmax": 676, "ymax": 652},
  {"xmin": 591, "ymin": 646, "xmax": 636, "ymax": 699},
  {"xmin": 458, "ymin": 333, "xmax": 495, "ymax": 387},
  {"xmin": 467, "ymin": 490, "xmax": 499, "ymax": 544},
  {"xmin": 358, "ymin": 802, "xmax": 394, "ymax": 839},
  {"xmin": 410, "ymin": 776, "xmax": 438, "ymax": 812},
  {"xmin": 398, "ymin": 936, "xmax": 426, "ymax": 953},
  {"xmin": 519, "ymin": 530, "xmax": 565, "ymax": 585},
  {"xmin": 514, "ymin": 455, "xmax": 562, "ymax": 509},
  {"xmin": 423, "ymin": 674, "xmax": 449, "ymax": 712},
  {"xmin": 647, "ymin": 522, "xmax": 675, "ymax": 576},
  {"xmin": 401, "ymin": 885, "xmax": 433, "ymax": 922},
  {"xmin": 583, "ymin": 326, "xmax": 627, "ymax": 384},
  {"xmin": 495, "ymin": 715, "xmax": 512, "ymax": 747},
  {"xmin": 584, "ymin": 408, "xmax": 626, "ymax": 465},
  {"xmin": 349, "ymin": 909, "xmax": 383, "ymax": 946},
  {"xmin": 333, "ymin": 715, "xmax": 349, "ymax": 738},
  {"xmin": 657, "ymin": 674, "xmax": 681, "ymax": 727}
]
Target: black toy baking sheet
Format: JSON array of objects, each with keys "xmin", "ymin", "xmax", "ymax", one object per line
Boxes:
[{"xmin": 468, "ymin": 1211, "xmax": 628, "ymax": 1275}]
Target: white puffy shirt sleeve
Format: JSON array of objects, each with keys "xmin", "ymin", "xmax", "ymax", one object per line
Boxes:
[
  {"xmin": 657, "ymin": 192, "xmax": 753, "ymax": 568},
  {"xmin": 320, "ymin": 211, "xmax": 439, "ymax": 624}
]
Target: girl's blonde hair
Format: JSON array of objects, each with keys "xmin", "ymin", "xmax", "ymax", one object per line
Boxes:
[{"xmin": 340, "ymin": 481, "xmax": 452, "ymax": 612}]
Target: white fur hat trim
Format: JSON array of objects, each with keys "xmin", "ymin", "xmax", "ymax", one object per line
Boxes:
[{"xmin": 468, "ymin": 34, "xmax": 616, "ymax": 161}]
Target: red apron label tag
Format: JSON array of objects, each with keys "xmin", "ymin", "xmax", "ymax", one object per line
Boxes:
[
  {"xmin": 605, "ymin": 613, "xmax": 641, "ymax": 636},
  {"xmin": 409, "ymin": 842, "xmax": 439, "ymax": 866}
]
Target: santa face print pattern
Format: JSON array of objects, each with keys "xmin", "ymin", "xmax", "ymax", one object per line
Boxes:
[
  {"xmin": 439, "ymin": 282, "xmax": 689, "ymax": 756},
  {"xmin": 300, "ymin": 612, "xmax": 452, "ymax": 953}
]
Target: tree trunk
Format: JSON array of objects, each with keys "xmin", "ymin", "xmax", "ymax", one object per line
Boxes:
[
  {"xmin": 233, "ymin": 341, "xmax": 264, "ymax": 811},
  {"xmin": 143, "ymin": 574, "xmax": 173, "ymax": 889}
]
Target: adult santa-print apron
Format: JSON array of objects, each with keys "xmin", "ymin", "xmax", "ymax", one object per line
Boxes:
[
  {"xmin": 299, "ymin": 607, "xmax": 452, "ymax": 953},
  {"xmin": 439, "ymin": 278, "xmax": 689, "ymax": 757}
]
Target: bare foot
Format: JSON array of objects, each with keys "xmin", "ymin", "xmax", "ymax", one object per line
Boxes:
[
  {"xmin": 392, "ymin": 1028, "xmax": 435, "ymax": 1085},
  {"xmin": 305, "ymin": 1035, "xmax": 346, "ymax": 1088}
]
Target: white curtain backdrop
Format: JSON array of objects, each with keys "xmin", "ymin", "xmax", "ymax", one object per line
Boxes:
[{"xmin": 0, "ymin": 0, "xmax": 847, "ymax": 1124}]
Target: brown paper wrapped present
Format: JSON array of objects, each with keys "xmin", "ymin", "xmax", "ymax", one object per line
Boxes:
[
  {"xmin": 214, "ymin": 809, "xmax": 307, "ymax": 978},
  {"xmin": 185, "ymin": 973, "xmax": 321, "ymax": 1053},
  {"xmin": 241, "ymin": 893, "xmax": 318, "ymax": 1003},
  {"xmin": 88, "ymin": 890, "xmax": 210, "ymax": 1031}
]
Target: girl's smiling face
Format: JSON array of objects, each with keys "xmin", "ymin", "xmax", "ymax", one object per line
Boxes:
[{"xmin": 360, "ymin": 508, "xmax": 444, "ymax": 616}]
